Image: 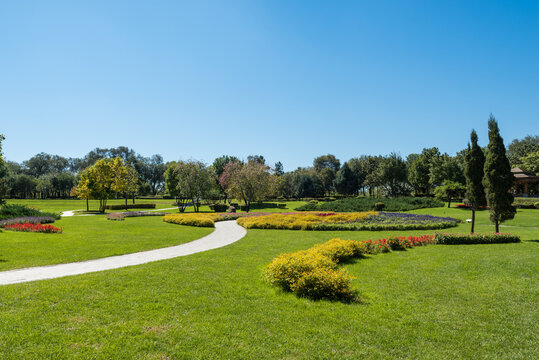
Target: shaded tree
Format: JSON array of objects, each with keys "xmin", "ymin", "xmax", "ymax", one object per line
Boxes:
[
  {"xmin": 507, "ymin": 135, "xmax": 539, "ymax": 167},
  {"xmin": 333, "ymin": 163, "xmax": 357, "ymax": 195},
  {"xmin": 379, "ymin": 153, "xmax": 409, "ymax": 197},
  {"xmin": 0, "ymin": 134, "xmax": 8, "ymax": 204},
  {"xmin": 434, "ymin": 180, "xmax": 466, "ymax": 208}
]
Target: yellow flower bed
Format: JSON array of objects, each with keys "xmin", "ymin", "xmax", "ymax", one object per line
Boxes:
[
  {"xmin": 162, "ymin": 213, "xmax": 222, "ymax": 227},
  {"xmin": 237, "ymin": 211, "xmax": 377, "ymax": 230}
]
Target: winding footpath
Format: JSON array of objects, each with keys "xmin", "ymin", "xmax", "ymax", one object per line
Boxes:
[{"xmin": 0, "ymin": 220, "xmax": 246, "ymax": 285}]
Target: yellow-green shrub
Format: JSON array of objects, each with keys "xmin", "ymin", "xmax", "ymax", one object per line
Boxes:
[
  {"xmin": 163, "ymin": 213, "xmax": 221, "ymax": 227},
  {"xmin": 263, "ymin": 250, "xmax": 337, "ymax": 290},
  {"xmin": 237, "ymin": 211, "xmax": 377, "ymax": 230},
  {"xmin": 290, "ymin": 267, "xmax": 355, "ymax": 301},
  {"xmin": 310, "ymin": 238, "xmax": 360, "ymax": 262}
]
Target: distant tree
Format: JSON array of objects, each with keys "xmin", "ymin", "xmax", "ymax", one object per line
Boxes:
[
  {"xmin": 313, "ymin": 154, "xmax": 341, "ymax": 173},
  {"xmin": 220, "ymin": 161, "xmax": 275, "ymax": 212},
  {"xmin": 295, "ymin": 174, "xmax": 317, "ymax": 199},
  {"xmin": 507, "ymin": 135, "xmax": 539, "ymax": 167},
  {"xmin": 464, "ymin": 130, "xmax": 487, "ymax": 234},
  {"xmin": 519, "ymin": 150, "xmax": 539, "ymax": 175},
  {"xmin": 247, "ymin": 155, "xmax": 266, "ymax": 165},
  {"xmin": 169, "ymin": 160, "xmax": 213, "ymax": 212},
  {"xmin": 212, "ymin": 155, "xmax": 239, "ymax": 203},
  {"xmin": 333, "ymin": 163, "xmax": 357, "ymax": 196},
  {"xmin": 429, "ymin": 153, "xmax": 465, "ymax": 187},
  {"xmin": 0, "ymin": 134, "xmax": 8, "ymax": 204},
  {"xmin": 277, "ymin": 172, "xmax": 296, "ymax": 199},
  {"xmin": 407, "ymin": 147, "xmax": 439, "ymax": 195},
  {"xmin": 434, "ymin": 180, "xmax": 466, "ymax": 208},
  {"xmin": 9, "ymin": 174, "xmax": 36, "ymax": 198},
  {"xmin": 483, "ymin": 115, "xmax": 516, "ymax": 232},
  {"xmin": 114, "ymin": 165, "xmax": 139, "ymax": 210},
  {"xmin": 164, "ymin": 162, "xmax": 185, "ymax": 211},
  {"xmin": 347, "ymin": 157, "xmax": 367, "ymax": 195},
  {"xmin": 74, "ymin": 170, "xmax": 92, "ymax": 211},
  {"xmin": 137, "ymin": 155, "xmax": 167, "ymax": 195},
  {"xmin": 273, "ymin": 161, "xmax": 284, "ymax": 176},
  {"xmin": 379, "ymin": 153, "xmax": 409, "ymax": 197}
]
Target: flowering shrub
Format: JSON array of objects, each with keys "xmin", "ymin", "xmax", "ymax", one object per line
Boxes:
[
  {"xmin": 290, "ymin": 267, "xmax": 355, "ymax": 301},
  {"xmin": 237, "ymin": 211, "xmax": 458, "ymax": 231},
  {"xmin": 434, "ymin": 233, "xmax": 520, "ymax": 245},
  {"xmin": 0, "ymin": 216, "xmax": 56, "ymax": 227},
  {"xmin": 263, "ymin": 234, "xmax": 436, "ymax": 301},
  {"xmin": 3, "ymin": 223, "xmax": 62, "ymax": 233}
]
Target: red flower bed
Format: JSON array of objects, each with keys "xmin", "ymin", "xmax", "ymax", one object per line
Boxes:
[{"xmin": 3, "ymin": 223, "xmax": 62, "ymax": 233}]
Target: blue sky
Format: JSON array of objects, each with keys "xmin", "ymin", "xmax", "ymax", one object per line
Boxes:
[{"xmin": 1, "ymin": 0, "xmax": 538, "ymax": 170}]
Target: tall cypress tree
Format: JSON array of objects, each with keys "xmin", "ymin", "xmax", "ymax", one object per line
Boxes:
[
  {"xmin": 333, "ymin": 162, "xmax": 357, "ymax": 195},
  {"xmin": 464, "ymin": 129, "xmax": 486, "ymax": 234},
  {"xmin": 483, "ymin": 115, "xmax": 516, "ymax": 232}
]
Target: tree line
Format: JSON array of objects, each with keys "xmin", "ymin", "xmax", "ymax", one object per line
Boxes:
[{"xmin": 0, "ymin": 116, "xmax": 537, "ymax": 207}]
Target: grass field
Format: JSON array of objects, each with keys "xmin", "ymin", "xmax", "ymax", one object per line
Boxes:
[{"xmin": 0, "ymin": 200, "xmax": 537, "ymax": 358}]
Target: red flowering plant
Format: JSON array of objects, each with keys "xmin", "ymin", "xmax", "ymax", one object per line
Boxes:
[{"xmin": 3, "ymin": 223, "xmax": 62, "ymax": 233}]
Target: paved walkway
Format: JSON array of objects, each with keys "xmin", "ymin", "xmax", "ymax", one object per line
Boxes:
[{"xmin": 0, "ymin": 220, "xmax": 246, "ymax": 285}]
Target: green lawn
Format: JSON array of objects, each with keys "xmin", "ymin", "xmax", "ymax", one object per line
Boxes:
[
  {"xmin": 0, "ymin": 202, "xmax": 537, "ymax": 358},
  {"xmin": 0, "ymin": 215, "xmax": 212, "ymax": 270}
]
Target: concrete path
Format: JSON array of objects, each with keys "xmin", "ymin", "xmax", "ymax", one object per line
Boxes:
[{"xmin": 0, "ymin": 220, "xmax": 246, "ymax": 285}]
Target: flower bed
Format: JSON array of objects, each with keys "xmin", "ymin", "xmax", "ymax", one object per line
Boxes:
[
  {"xmin": 434, "ymin": 233, "xmax": 520, "ymax": 245},
  {"xmin": 264, "ymin": 235, "xmax": 436, "ymax": 301},
  {"xmin": 106, "ymin": 211, "xmax": 166, "ymax": 221},
  {"xmin": 0, "ymin": 216, "xmax": 56, "ymax": 227},
  {"xmin": 3, "ymin": 223, "xmax": 62, "ymax": 233},
  {"xmin": 237, "ymin": 212, "xmax": 459, "ymax": 231},
  {"xmin": 162, "ymin": 212, "xmax": 295, "ymax": 227}
]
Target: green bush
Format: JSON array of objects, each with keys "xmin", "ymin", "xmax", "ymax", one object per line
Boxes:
[
  {"xmin": 104, "ymin": 203, "xmax": 156, "ymax": 210},
  {"xmin": 0, "ymin": 204, "xmax": 60, "ymax": 221},
  {"xmin": 434, "ymin": 233, "xmax": 521, "ymax": 245},
  {"xmin": 209, "ymin": 204, "xmax": 228, "ymax": 212},
  {"xmin": 374, "ymin": 202, "xmax": 385, "ymax": 211},
  {"xmin": 295, "ymin": 197, "xmax": 444, "ymax": 212}
]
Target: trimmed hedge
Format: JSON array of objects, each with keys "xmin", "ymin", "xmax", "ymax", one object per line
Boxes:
[
  {"xmin": 295, "ymin": 197, "xmax": 444, "ymax": 212},
  {"xmin": 105, "ymin": 203, "xmax": 156, "ymax": 210},
  {"xmin": 434, "ymin": 233, "xmax": 521, "ymax": 245}
]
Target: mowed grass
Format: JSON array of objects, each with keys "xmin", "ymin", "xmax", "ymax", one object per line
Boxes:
[
  {"xmin": 0, "ymin": 216, "xmax": 212, "ymax": 270},
  {"xmin": 0, "ymin": 201, "xmax": 537, "ymax": 358},
  {"xmin": 0, "ymin": 227, "xmax": 537, "ymax": 359}
]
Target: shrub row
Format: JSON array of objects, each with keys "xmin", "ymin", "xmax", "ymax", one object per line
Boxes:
[
  {"xmin": 434, "ymin": 233, "xmax": 521, "ymax": 245},
  {"xmin": 104, "ymin": 203, "xmax": 156, "ymax": 210},
  {"xmin": 264, "ymin": 235, "xmax": 436, "ymax": 301},
  {"xmin": 0, "ymin": 204, "xmax": 60, "ymax": 221},
  {"xmin": 295, "ymin": 197, "xmax": 444, "ymax": 212}
]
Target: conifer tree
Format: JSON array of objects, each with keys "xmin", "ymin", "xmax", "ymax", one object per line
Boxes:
[
  {"xmin": 334, "ymin": 162, "xmax": 357, "ymax": 195},
  {"xmin": 483, "ymin": 115, "xmax": 516, "ymax": 232},
  {"xmin": 464, "ymin": 129, "xmax": 486, "ymax": 234}
]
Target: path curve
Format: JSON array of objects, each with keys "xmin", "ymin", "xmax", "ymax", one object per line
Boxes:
[{"xmin": 0, "ymin": 220, "xmax": 246, "ymax": 285}]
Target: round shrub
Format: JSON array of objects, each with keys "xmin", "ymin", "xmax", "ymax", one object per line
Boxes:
[
  {"xmin": 290, "ymin": 268, "xmax": 355, "ymax": 301},
  {"xmin": 263, "ymin": 251, "xmax": 337, "ymax": 290},
  {"xmin": 311, "ymin": 238, "xmax": 359, "ymax": 262},
  {"xmin": 374, "ymin": 202, "xmax": 385, "ymax": 211}
]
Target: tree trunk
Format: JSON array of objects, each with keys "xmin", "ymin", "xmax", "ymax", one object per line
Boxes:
[
  {"xmin": 86, "ymin": 197, "xmax": 89, "ymax": 212},
  {"xmin": 470, "ymin": 209, "xmax": 475, "ymax": 234},
  {"xmin": 132, "ymin": 194, "xmax": 135, "ymax": 204},
  {"xmin": 125, "ymin": 197, "xmax": 128, "ymax": 211},
  {"xmin": 447, "ymin": 196, "xmax": 451, "ymax": 208},
  {"xmin": 495, "ymin": 219, "xmax": 499, "ymax": 233}
]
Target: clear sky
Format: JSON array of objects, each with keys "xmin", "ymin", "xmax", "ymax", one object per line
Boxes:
[{"xmin": 1, "ymin": 0, "xmax": 538, "ymax": 171}]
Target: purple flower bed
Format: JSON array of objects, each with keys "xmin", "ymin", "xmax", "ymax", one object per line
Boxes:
[
  {"xmin": 371, "ymin": 212, "xmax": 460, "ymax": 225},
  {"xmin": 0, "ymin": 216, "xmax": 57, "ymax": 227},
  {"xmin": 106, "ymin": 211, "xmax": 166, "ymax": 221}
]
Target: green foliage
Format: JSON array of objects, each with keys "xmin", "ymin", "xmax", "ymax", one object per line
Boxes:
[
  {"xmin": 0, "ymin": 203, "xmax": 59, "ymax": 221},
  {"xmin": 483, "ymin": 115, "xmax": 516, "ymax": 231},
  {"xmin": 518, "ymin": 150, "xmax": 539, "ymax": 174},
  {"xmin": 434, "ymin": 180, "xmax": 466, "ymax": 207},
  {"xmin": 0, "ymin": 134, "xmax": 9, "ymax": 204},
  {"xmin": 290, "ymin": 267, "xmax": 356, "ymax": 301},
  {"xmin": 167, "ymin": 160, "xmax": 214, "ymax": 212},
  {"xmin": 507, "ymin": 135, "xmax": 539, "ymax": 166},
  {"xmin": 378, "ymin": 153, "xmax": 409, "ymax": 196},
  {"xmin": 434, "ymin": 233, "xmax": 520, "ymax": 245},
  {"xmin": 464, "ymin": 130, "xmax": 487, "ymax": 209},
  {"xmin": 295, "ymin": 196, "xmax": 444, "ymax": 212},
  {"xmin": 333, "ymin": 162, "xmax": 357, "ymax": 195},
  {"xmin": 374, "ymin": 202, "xmax": 385, "ymax": 211}
]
